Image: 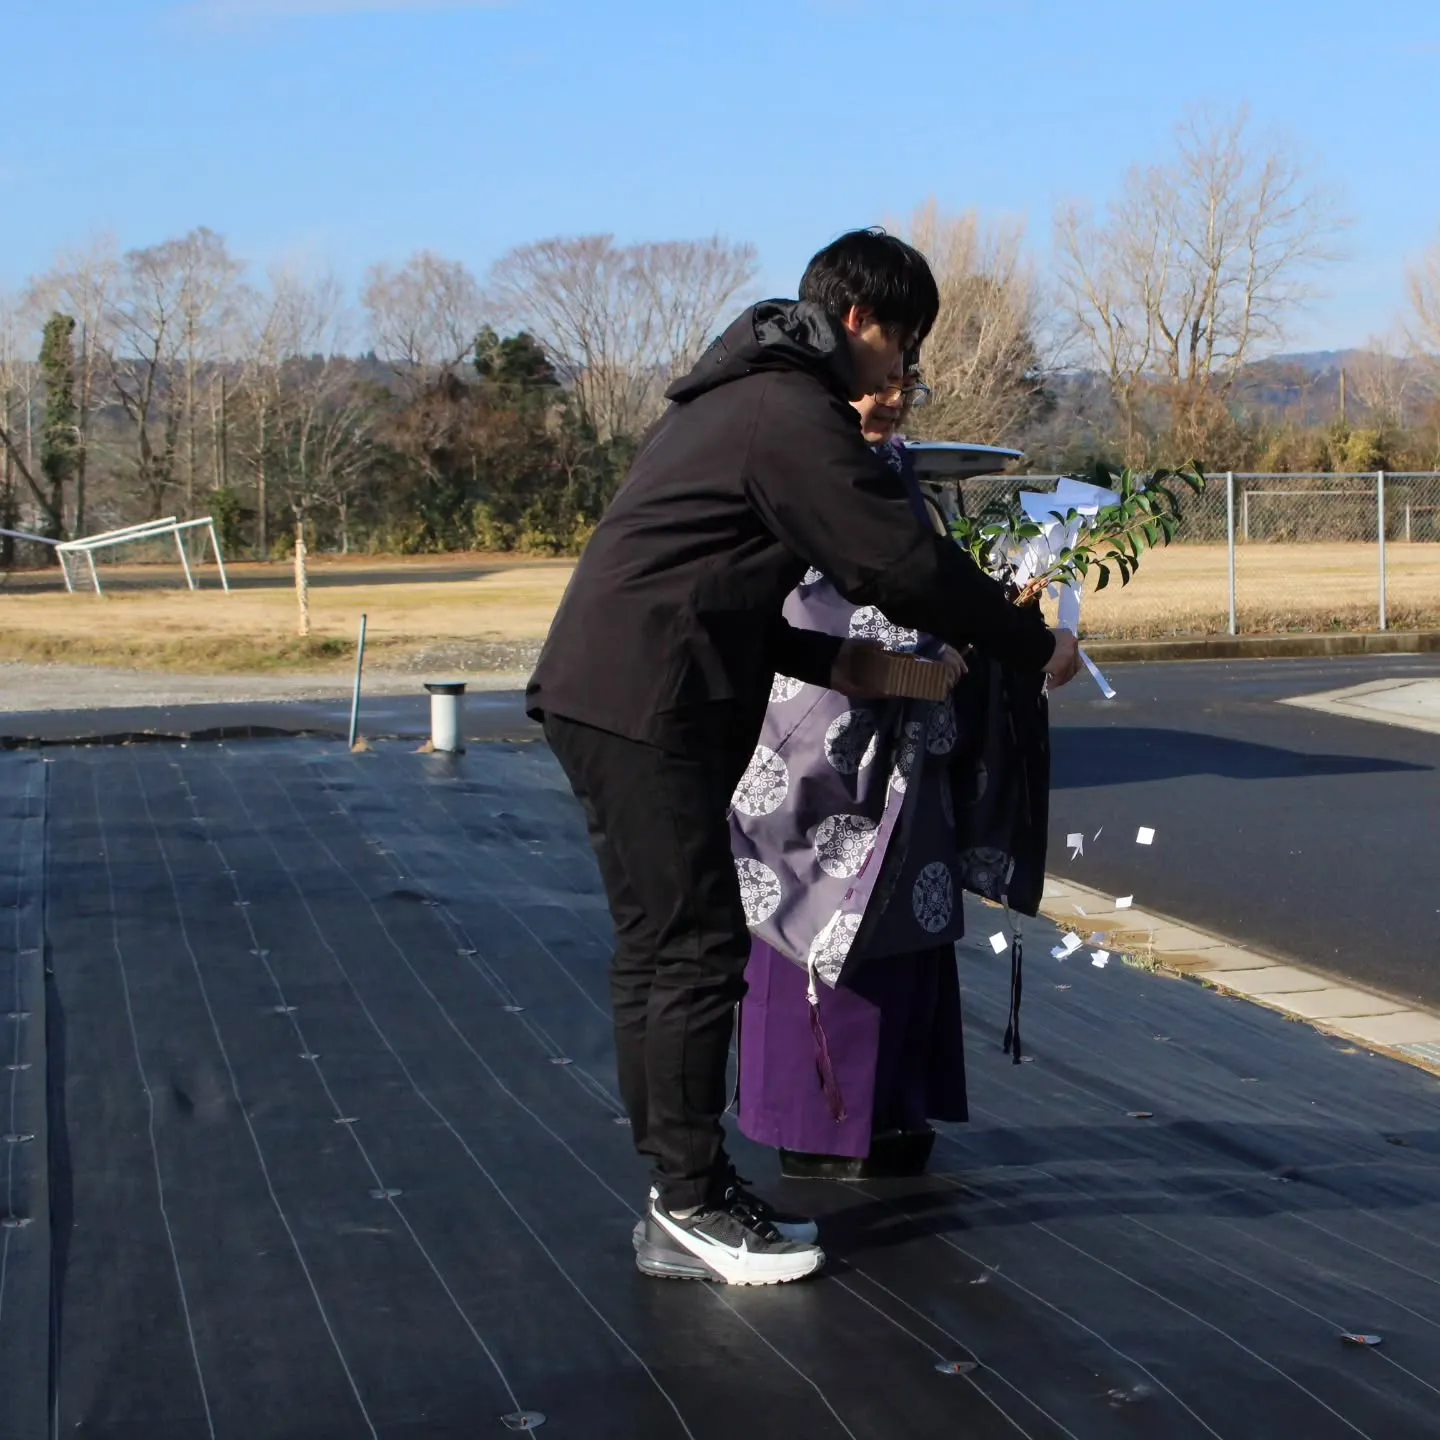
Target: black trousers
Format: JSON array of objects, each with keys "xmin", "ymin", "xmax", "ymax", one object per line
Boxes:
[{"xmin": 544, "ymin": 714, "xmax": 753, "ymax": 1211}]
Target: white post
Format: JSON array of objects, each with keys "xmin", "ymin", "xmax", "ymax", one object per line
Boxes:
[
  {"xmin": 174, "ymin": 528, "xmax": 196, "ymax": 590},
  {"xmin": 1241, "ymin": 486, "xmax": 1250, "ymax": 543},
  {"xmin": 349, "ymin": 614, "xmax": 368, "ymax": 749},
  {"xmin": 424, "ymin": 681, "xmax": 466, "ymax": 753},
  {"xmin": 1405, "ymin": 502, "xmax": 1412, "ymax": 544},
  {"xmin": 207, "ymin": 521, "xmax": 231, "ymax": 593},
  {"xmin": 1378, "ymin": 470, "xmax": 1387, "ymax": 632},
  {"xmin": 86, "ymin": 549, "xmax": 103, "ymax": 596},
  {"xmin": 1226, "ymin": 471, "xmax": 1237, "ymax": 636},
  {"xmin": 294, "ymin": 519, "xmax": 311, "ymax": 637}
]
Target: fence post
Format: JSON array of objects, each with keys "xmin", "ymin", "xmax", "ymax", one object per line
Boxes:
[
  {"xmin": 1377, "ymin": 470, "xmax": 1387, "ymax": 632},
  {"xmin": 1226, "ymin": 471, "xmax": 1237, "ymax": 636}
]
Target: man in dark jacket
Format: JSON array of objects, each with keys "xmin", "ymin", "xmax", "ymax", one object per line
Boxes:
[{"xmin": 527, "ymin": 229, "xmax": 1080, "ymax": 1286}]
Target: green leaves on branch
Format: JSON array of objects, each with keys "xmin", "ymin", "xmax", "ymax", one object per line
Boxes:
[{"xmin": 948, "ymin": 460, "xmax": 1205, "ymax": 604}]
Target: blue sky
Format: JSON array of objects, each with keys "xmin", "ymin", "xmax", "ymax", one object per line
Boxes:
[{"xmin": 9, "ymin": 0, "xmax": 1440, "ymax": 350}]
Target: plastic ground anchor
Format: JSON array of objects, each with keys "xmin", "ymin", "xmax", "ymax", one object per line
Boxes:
[{"xmin": 935, "ymin": 1360, "xmax": 978, "ymax": 1375}]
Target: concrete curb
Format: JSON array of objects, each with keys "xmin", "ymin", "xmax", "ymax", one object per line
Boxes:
[
  {"xmin": 1035, "ymin": 877, "xmax": 1440, "ymax": 1080},
  {"xmin": 1083, "ymin": 631, "xmax": 1440, "ymax": 664}
]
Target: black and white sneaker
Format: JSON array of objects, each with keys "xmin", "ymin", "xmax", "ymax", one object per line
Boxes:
[
  {"xmin": 635, "ymin": 1191, "xmax": 825, "ymax": 1285},
  {"xmin": 631, "ymin": 1184, "xmax": 818, "ymax": 1250}
]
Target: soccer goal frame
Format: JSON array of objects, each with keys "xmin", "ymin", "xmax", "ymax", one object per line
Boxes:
[{"xmin": 54, "ymin": 516, "xmax": 231, "ymax": 596}]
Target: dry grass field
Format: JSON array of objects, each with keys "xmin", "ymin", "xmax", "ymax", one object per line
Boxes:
[
  {"xmin": 1062, "ymin": 541, "xmax": 1440, "ymax": 638},
  {"xmin": 1, "ymin": 542, "xmax": 1436, "ymax": 675},
  {"xmin": 0, "ymin": 554, "xmax": 574, "ymax": 673}
]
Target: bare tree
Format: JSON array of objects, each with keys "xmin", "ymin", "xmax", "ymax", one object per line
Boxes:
[
  {"xmin": 1055, "ymin": 189, "xmax": 1168, "ymax": 451},
  {"xmin": 1397, "ymin": 235, "xmax": 1440, "ymax": 445},
  {"xmin": 27, "ymin": 236, "xmax": 121, "ymax": 536},
  {"xmin": 1409, "ymin": 231, "xmax": 1440, "ymax": 350},
  {"xmin": 237, "ymin": 267, "xmax": 371, "ymax": 564},
  {"xmin": 894, "ymin": 200, "xmax": 1048, "ymax": 443},
  {"xmin": 1346, "ymin": 335, "xmax": 1423, "ymax": 429},
  {"xmin": 1055, "ymin": 106, "xmax": 1345, "ymax": 449},
  {"xmin": 172, "ymin": 229, "xmax": 245, "ymax": 509},
  {"xmin": 362, "ymin": 250, "xmax": 485, "ymax": 381},
  {"xmin": 488, "ymin": 234, "xmax": 758, "ymax": 440},
  {"xmin": 105, "ymin": 229, "xmax": 246, "ymax": 517},
  {"xmin": 0, "ymin": 294, "xmax": 42, "ymax": 560}
]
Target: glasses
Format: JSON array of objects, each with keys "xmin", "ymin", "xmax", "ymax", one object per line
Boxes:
[{"xmin": 873, "ymin": 381, "xmax": 932, "ymax": 409}]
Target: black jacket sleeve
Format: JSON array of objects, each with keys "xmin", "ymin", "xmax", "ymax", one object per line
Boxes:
[
  {"xmin": 769, "ymin": 619, "xmax": 844, "ymax": 686},
  {"xmin": 744, "ymin": 378, "xmax": 1056, "ymax": 672}
]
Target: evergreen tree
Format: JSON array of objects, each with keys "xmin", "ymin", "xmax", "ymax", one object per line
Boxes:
[{"xmin": 38, "ymin": 312, "xmax": 79, "ymax": 542}]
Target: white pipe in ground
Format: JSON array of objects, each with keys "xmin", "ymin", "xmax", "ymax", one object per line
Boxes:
[{"xmin": 424, "ymin": 681, "xmax": 467, "ymax": 752}]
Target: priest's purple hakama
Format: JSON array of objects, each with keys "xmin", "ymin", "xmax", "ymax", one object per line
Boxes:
[
  {"xmin": 730, "ymin": 442, "xmax": 975, "ymax": 1162},
  {"xmin": 738, "ymin": 938, "xmax": 967, "ymax": 1158}
]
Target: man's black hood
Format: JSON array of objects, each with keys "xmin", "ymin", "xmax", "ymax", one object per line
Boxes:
[{"xmin": 665, "ymin": 300, "xmax": 861, "ymax": 405}]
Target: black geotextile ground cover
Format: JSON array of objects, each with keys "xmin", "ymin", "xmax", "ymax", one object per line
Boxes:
[{"xmin": 2, "ymin": 738, "xmax": 1439, "ymax": 1439}]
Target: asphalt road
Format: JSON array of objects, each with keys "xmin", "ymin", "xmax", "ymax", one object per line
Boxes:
[
  {"xmin": 1047, "ymin": 654, "xmax": 1440, "ymax": 1008},
  {"xmin": 5, "ymin": 653, "xmax": 1438, "ymax": 1007}
]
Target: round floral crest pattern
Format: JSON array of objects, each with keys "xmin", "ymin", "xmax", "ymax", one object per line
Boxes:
[
  {"xmin": 824, "ymin": 710, "xmax": 879, "ymax": 774},
  {"xmin": 769, "ymin": 673, "xmax": 805, "ymax": 704},
  {"xmin": 732, "ymin": 746, "xmax": 789, "ymax": 817},
  {"xmin": 912, "ymin": 861, "xmax": 954, "ymax": 933},
  {"xmin": 926, "ymin": 698, "xmax": 957, "ymax": 756},
  {"xmin": 959, "ymin": 846, "xmax": 1011, "ymax": 902},
  {"xmin": 813, "ymin": 814, "xmax": 878, "ymax": 878},
  {"xmin": 847, "ymin": 606, "xmax": 919, "ymax": 653},
  {"xmin": 734, "ymin": 858, "xmax": 783, "ymax": 927},
  {"xmin": 808, "ymin": 911, "xmax": 863, "ymax": 986}
]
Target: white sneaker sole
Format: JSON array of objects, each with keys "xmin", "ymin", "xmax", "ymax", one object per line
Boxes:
[{"xmin": 635, "ymin": 1235, "xmax": 825, "ymax": 1285}]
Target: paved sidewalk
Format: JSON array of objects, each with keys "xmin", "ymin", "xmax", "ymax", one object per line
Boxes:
[
  {"xmin": 1282, "ymin": 676, "xmax": 1440, "ymax": 737},
  {"xmin": 1037, "ymin": 877, "xmax": 1440, "ymax": 1076}
]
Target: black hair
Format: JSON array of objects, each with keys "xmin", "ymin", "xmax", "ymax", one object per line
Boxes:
[{"xmin": 799, "ymin": 228, "xmax": 940, "ymax": 348}]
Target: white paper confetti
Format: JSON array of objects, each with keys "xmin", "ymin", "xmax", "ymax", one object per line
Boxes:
[
  {"xmin": 989, "ymin": 932, "xmax": 1009, "ymax": 955},
  {"xmin": 1115, "ymin": 896, "xmax": 1133, "ymax": 910},
  {"xmin": 1066, "ymin": 832, "xmax": 1084, "ymax": 858},
  {"xmin": 1093, "ymin": 827, "xmax": 1104, "ymax": 841},
  {"xmin": 1074, "ymin": 904, "xmax": 1088, "ymax": 916},
  {"xmin": 1051, "ymin": 945, "xmax": 1068, "ymax": 960},
  {"xmin": 1091, "ymin": 950, "xmax": 1111, "ymax": 968},
  {"xmin": 1136, "ymin": 827, "xmax": 1156, "ymax": 845},
  {"xmin": 1059, "ymin": 932, "xmax": 1084, "ymax": 956}
]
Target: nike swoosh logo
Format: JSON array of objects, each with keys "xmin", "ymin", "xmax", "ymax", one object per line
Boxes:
[{"xmin": 652, "ymin": 1210, "xmax": 748, "ymax": 1260}]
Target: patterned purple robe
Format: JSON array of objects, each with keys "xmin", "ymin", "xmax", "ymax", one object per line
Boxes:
[{"xmin": 730, "ymin": 441, "xmax": 969, "ymax": 1155}]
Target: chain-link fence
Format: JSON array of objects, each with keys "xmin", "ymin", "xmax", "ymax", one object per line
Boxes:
[{"xmin": 949, "ymin": 471, "xmax": 1440, "ymax": 640}]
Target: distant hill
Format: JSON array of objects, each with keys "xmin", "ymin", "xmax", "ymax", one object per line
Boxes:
[{"xmin": 1263, "ymin": 350, "xmax": 1365, "ymax": 375}]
